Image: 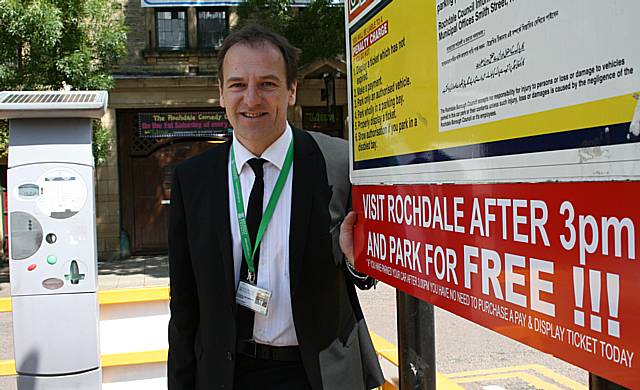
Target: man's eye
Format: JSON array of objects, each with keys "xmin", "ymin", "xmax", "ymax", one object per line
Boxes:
[
  {"xmin": 228, "ymin": 83, "xmax": 244, "ymax": 89},
  {"xmin": 262, "ymin": 82, "xmax": 276, "ymax": 88}
]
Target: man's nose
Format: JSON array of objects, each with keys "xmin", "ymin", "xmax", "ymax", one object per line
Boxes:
[{"xmin": 243, "ymin": 84, "xmax": 261, "ymax": 107}]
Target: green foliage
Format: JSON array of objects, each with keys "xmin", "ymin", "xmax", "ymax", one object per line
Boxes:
[
  {"xmin": 0, "ymin": 0, "xmax": 128, "ymax": 164},
  {"xmin": 92, "ymin": 120, "xmax": 112, "ymax": 166},
  {"xmin": 235, "ymin": 0, "xmax": 345, "ymax": 65},
  {"xmin": 236, "ymin": 0, "xmax": 292, "ymax": 32},
  {"xmin": 0, "ymin": 120, "xmax": 8, "ymax": 159}
]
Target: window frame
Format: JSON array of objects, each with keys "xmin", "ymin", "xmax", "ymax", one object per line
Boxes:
[
  {"xmin": 196, "ymin": 7, "xmax": 229, "ymax": 50},
  {"xmin": 154, "ymin": 8, "xmax": 189, "ymax": 51}
]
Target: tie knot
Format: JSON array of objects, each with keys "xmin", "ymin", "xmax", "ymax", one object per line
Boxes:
[{"xmin": 248, "ymin": 158, "xmax": 266, "ymax": 179}]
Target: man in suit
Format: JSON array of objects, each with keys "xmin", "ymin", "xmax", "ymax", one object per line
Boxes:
[{"xmin": 168, "ymin": 26, "xmax": 383, "ymax": 390}]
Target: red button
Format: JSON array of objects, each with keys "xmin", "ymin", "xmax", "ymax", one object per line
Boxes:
[{"xmin": 27, "ymin": 264, "xmax": 37, "ymax": 271}]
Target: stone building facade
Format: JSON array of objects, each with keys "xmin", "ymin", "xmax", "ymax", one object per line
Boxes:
[{"xmin": 96, "ymin": 0, "xmax": 348, "ymax": 260}]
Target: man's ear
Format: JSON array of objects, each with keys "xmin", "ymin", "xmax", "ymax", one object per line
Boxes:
[
  {"xmin": 218, "ymin": 82, "xmax": 225, "ymax": 107},
  {"xmin": 288, "ymin": 80, "xmax": 297, "ymax": 106}
]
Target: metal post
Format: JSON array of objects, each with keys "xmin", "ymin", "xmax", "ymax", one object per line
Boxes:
[
  {"xmin": 589, "ymin": 374, "xmax": 628, "ymax": 390},
  {"xmin": 396, "ymin": 291, "xmax": 436, "ymax": 390}
]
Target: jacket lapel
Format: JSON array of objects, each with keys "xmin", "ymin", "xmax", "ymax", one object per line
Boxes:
[
  {"xmin": 210, "ymin": 141, "xmax": 236, "ymax": 305},
  {"xmin": 289, "ymin": 128, "xmax": 315, "ymax": 298}
]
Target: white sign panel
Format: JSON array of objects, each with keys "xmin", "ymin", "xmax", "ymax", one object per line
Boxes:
[{"xmin": 438, "ymin": 1, "xmax": 640, "ymax": 132}]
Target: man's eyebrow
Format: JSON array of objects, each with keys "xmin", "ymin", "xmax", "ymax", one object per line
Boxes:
[
  {"xmin": 224, "ymin": 74, "xmax": 283, "ymax": 83},
  {"xmin": 259, "ymin": 74, "xmax": 282, "ymax": 81},
  {"xmin": 225, "ymin": 77, "xmax": 244, "ymax": 84}
]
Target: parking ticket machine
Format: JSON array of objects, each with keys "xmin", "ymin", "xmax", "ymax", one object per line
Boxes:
[{"xmin": 0, "ymin": 91, "xmax": 107, "ymax": 389}]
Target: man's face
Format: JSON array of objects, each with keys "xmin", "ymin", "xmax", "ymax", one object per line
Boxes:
[{"xmin": 219, "ymin": 42, "xmax": 297, "ymax": 152}]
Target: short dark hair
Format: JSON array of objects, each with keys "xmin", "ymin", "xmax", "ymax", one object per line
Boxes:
[{"xmin": 217, "ymin": 25, "xmax": 301, "ymax": 89}]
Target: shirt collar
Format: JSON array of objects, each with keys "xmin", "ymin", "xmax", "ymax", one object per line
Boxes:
[{"xmin": 232, "ymin": 122, "xmax": 292, "ymax": 174}]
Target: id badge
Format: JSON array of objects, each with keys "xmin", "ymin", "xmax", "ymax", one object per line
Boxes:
[{"xmin": 236, "ymin": 281, "xmax": 271, "ymax": 316}]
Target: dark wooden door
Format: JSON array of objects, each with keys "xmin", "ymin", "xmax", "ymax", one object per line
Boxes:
[
  {"xmin": 118, "ymin": 109, "xmax": 225, "ymax": 254},
  {"xmin": 130, "ymin": 142, "xmax": 216, "ymax": 253}
]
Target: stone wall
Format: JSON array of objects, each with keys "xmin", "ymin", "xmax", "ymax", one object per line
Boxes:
[
  {"xmin": 96, "ymin": 109, "xmax": 121, "ymax": 261},
  {"xmin": 113, "ymin": 1, "xmax": 222, "ymax": 76},
  {"xmin": 118, "ymin": 0, "xmax": 147, "ymax": 67}
]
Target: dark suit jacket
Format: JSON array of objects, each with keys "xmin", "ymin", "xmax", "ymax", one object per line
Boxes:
[{"xmin": 168, "ymin": 128, "xmax": 384, "ymax": 390}]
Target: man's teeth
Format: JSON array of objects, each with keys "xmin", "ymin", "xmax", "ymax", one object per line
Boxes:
[{"xmin": 243, "ymin": 113, "xmax": 263, "ymax": 118}]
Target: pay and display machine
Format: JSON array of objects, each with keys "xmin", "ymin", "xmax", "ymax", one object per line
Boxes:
[{"xmin": 0, "ymin": 91, "xmax": 108, "ymax": 389}]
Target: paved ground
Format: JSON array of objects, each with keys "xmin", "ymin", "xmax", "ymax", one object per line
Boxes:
[{"xmin": 356, "ymin": 282, "xmax": 588, "ymax": 388}]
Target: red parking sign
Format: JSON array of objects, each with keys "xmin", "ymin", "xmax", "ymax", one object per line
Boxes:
[{"xmin": 354, "ymin": 182, "xmax": 640, "ymax": 387}]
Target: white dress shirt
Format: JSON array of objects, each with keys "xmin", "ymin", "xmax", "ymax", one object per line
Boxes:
[{"xmin": 228, "ymin": 123, "xmax": 298, "ymax": 346}]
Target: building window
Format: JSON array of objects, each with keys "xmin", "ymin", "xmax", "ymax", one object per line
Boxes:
[
  {"xmin": 156, "ymin": 9, "xmax": 187, "ymax": 50},
  {"xmin": 197, "ymin": 9, "xmax": 227, "ymax": 49}
]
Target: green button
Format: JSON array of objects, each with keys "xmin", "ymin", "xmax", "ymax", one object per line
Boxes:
[{"xmin": 47, "ymin": 255, "xmax": 57, "ymax": 265}]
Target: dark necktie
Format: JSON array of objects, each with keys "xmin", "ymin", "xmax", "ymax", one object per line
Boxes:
[{"xmin": 237, "ymin": 158, "xmax": 266, "ymax": 341}]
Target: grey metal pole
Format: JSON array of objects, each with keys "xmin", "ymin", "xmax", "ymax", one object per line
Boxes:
[
  {"xmin": 396, "ymin": 291, "xmax": 436, "ymax": 390},
  {"xmin": 589, "ymin": 374, "xmax": 628, "ymax": 390}
]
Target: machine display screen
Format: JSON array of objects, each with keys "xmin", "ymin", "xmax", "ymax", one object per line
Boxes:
[{"xmin": 17, "ymin": 184, "xmax": 40, "ymax": 199}]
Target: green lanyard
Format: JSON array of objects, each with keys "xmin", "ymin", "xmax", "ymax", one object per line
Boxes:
[{"xmin": 231, "ymin": 138, "xmax": 294, "ymax": 284}]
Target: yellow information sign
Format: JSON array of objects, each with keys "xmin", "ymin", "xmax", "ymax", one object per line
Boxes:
[{"xmin": 351, "ymin": 2, "xmax": 438, "ymax": 162}]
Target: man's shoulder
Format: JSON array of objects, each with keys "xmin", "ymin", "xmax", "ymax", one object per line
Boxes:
[
  {"xmin": 305, "ymin": 130, "xmax": 348, "ymax": 151},
  {"xmin": 303, "ymin": 130, "xmax": 348, "ymax": 166}
]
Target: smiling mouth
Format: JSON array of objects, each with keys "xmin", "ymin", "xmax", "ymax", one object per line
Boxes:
[{"xmin": 241, "ymin": 112, "xmax": 267, "ymax": 118}]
